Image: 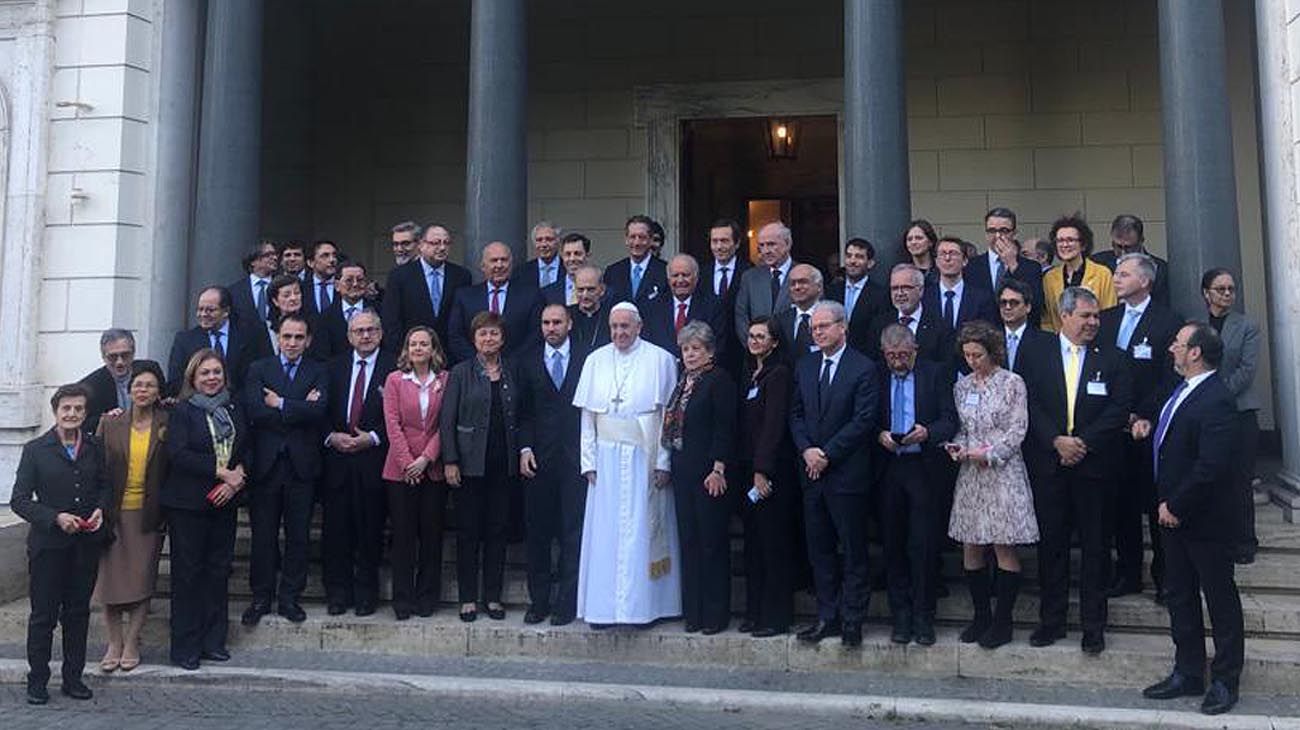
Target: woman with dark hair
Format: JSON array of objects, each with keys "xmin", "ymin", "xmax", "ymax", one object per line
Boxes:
[
  {"xmin": 946, "ymin": 321, "xmax": 1037, "ymax": 650},
  {"xmin": 260, "ymin": 274, "xmax": 310, "ymax": 356},
  {"xmin": 738, "ymin": 316, "xmax": 798, "ymax": 637},
  {"xmin": 1202, "ymin": 268, "xmax": 1263, "ymax": 564},
  {"xmin": 1041, "ymin": 215, "xmax": 1116, "ymax": 332},
  {"xmin": 161, "ymin": 349, "xmax": 247, "ymax": 670},
  {"xmin": 902, "ymin": 219, "xmax": 940, "ymax": 281},
  {"xmin": 381, "ymin": 325, "xmax": 451, "ymax": 619},
  {"xmin": 442, "ymin": 311, "xmax": 520, "ymax": 622},
  {"xmin": 93, "ymin": 361, "xmax": 168, "ymax": 672}
]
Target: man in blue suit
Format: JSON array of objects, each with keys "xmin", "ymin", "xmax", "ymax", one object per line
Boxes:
[
  {"xmin": 447, "ymin": 241, "xmax": 541, "ymax": 364},
  {"xmin": 926, "ymin": 237, "xmax": 997, "ymax": 333},
  {"xmin": 789, "ymin": 301, "xmax": 878, "ymax": 648},
  {"xmin": 240, "ymin": 314, "xmax": 329, "ymax": 626},
  {"xmin": 604, "ymin": 215, "xmax": 669, "ymax": 308}
]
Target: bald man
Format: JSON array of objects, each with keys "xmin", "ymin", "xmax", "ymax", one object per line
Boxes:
[
  {"xmin": 447, "ymin": 241, "xmax": 543, "ymax": 363},
  {"xmin": 641, "ymin": 254, "xmax": 728, "ymax": 360}
]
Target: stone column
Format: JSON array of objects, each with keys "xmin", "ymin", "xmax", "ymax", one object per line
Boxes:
[
  {"xmin": 191, "ymin": 0, "xmax": 263, "ymax": 291},
  {"xmin": 464, "ymin": 0, "xmax": 527, "ymax": 264},
  {"xmin": 151, "ymin": 0, "xmax": 203, "ymax": 343},
  {"xmin": 1255, "ymin": 0, "xmax": 1300, "ymax": 506},
  {"xmin": 843, "ymin": 0, "xmax": 910, "ymax": 271},
  {"xmin": 1157, "ymin": 0, "xmax": 1242, "ymax": 319}
]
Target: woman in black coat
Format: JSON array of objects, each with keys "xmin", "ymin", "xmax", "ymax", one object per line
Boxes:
[
  {"xmin": 663, "ymin": 320, "xmax": 736, "ymax": 634},
  {"xmin": 160, "ymin": 348, "xmax": 248, "ymax": 670}
]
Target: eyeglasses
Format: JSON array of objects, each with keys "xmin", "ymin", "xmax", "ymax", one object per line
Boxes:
[
  {"xmin": 1209, "ymin": 286, "xmax": 1235, "ymax": 294},
  {"xmin": 349, "ymin": 326, "xmax": 380, "ymax": 336},
  {"xmin": 985, "ymin": 227, "xmax": 1014, "ymax": 236},
  {"xmin": 936, "ymin": 250, "xmax": 964, "ymax": 259},
  {"xmin": 998, "ymin": 299, "xmax": 1025, "ymax": 308}
]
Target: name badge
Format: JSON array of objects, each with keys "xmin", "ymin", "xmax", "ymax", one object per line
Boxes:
[
  {"xmin": 746, "ymin": 386, "xmax": 759, "ymax": 401},
  {"xmin": 964, "ymin": 392, "xmax": 980, "ymax": 407},
  {"xmin": 1132, "ymin": 341, "xmax": 1153, "ymax": 360},
  {"xmin": 1086, "ymin": 381, "xmax": 1108, "ymax": 396}
]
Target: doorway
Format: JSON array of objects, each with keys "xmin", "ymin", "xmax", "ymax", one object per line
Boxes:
[{"xmin": 679, "ymin": 115, "xmax": 840, "ymax": 273}]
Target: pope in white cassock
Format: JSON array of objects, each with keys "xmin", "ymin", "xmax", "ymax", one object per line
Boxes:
[{"xmin": 573, "ymin": 301, "xmax": 682, "ymax": 624}]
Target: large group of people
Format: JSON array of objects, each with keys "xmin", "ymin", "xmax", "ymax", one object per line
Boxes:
[{"xmin": 11, "ymin": 208, "xmax": 1258, "ymax": 715}]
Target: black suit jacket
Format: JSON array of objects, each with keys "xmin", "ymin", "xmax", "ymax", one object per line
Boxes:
[
  {"xmin": 923, "ymin": 282, "xmax": 997, "ymax": 332},
  {"xmin": 1098, "ymin": 300, "xmax": 1181, "ymax": 419},
  {"xmin": 10, "ymin": 429, "xmax": 109, "ymax": 550},
  {"xmin": 669, "ymin": 369, "xmax": 737, "ymax": 483},
  {"xmin": 642, "ymin": 290, "xmax": 728, "ymax": 360},
  {"xmin": 604, "ymin": 256, "xmax": 669, "ymax": 309},
  {"xmin": 866, "ymin": 307, "xmax": 952, "ymax": 365},
  {"xmin": 704, "ymin": 255, "xmax": 751, "ymax": 302},
  {"xmin": 1020, "ymin": 338, "xmax": 1132, "ymax": 480},
  {"xmin": 309, "ymin": 297, "xmax": 379, "ymax": 363},
  {"xmin": 79, "ymin": 360, "xmax": 162, "ymax": 434},
  {"xmin": 775, "ymin": 305, "xmax": 823, "ymax": 362},
  {"xmin": 965, "ymin": 253, "xmax": 1044, "ymax": 325},
  {"xmin": 167, "ymin": 323, "xmax": 257, "ymax": 397},
  {"xmin": 301, "ymin": 275, "xmax": 339, "ymax": 319},
  {"xmin": 229, "ymin": 276, "xmax": 271, "ymax": 328},
  {"xmin": 788, "ymin": 346, "xmax": 879, "ymax": 495},
  {"xmin": 447, "ymin": 282, "xmax": 542, "ymax": 364},
  {"xmin": 827, "ymin": 276, "xmax": 890, "ymax": 355},
  {"xmin": 242, "ymin": 355, "xmax": 330, "ymax": 482},
  {"xmin": 875, "ymin": 359, "xmax": 959, "ymax": 476},
  {"xmin": 513, "ymin": 257, "xmax": 563, "ymax": 291},
  {"xmin": 518, "ymin": 340, "xmax": 589, "ymax": 478},
  {"xmin": 1153, "ymin": 374, "xmax": 1238, "ymax": 540},
  {"xmin": 322, "ymin": 350, "xmax": 396, "ymax": 491},
  {"xmin": 380, "ymin": 259, "xmax": 473, "ymax": 353},
  {"xmin": 160, "ymin": 399, "xmax": 249, "ymax": 512},
  {"xmin": 1005, "ymin": 325, "xmax": 1056, "ymax": 377},
  {"xmin": 1092, "ymin": 249, "xmax": 1171, "ymax": 307}
]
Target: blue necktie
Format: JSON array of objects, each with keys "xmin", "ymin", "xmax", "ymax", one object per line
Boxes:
[
  {"xmin": 892, "ymin": 376, "xmax": 909, "ymax": 434},
  {"xmin": 1006, "ymin": 331, "xmax": 1020, "ymax": 370},
  {"xmin": 943, "ymin": 290, "xmax": 956, "ymax": 329},
  {"xmin": 283, "ymin": 360, "xmax": 297, "ymax": 382},
  {"xmin": 845, "ymin": 283, "xmax": 860, "ymax": 317},
  {"xmin": 549, "ymin": 350, "xmax": 565, "ymax": 389},
  {"xmin": 255, "ymin": 280, "xmax": 268, "ymax": 321},
  {"xmin": 1117, "ymin": 308, "xmax": 1140, "ymax": 350},
  {"xmin": 428, "ymin": 267, "xmax": 442, "ymax": 315},
  {"xmin": 1152, "ymin": 380, "xmax": 1189, "ymax": 478},
  {"xmin": 631, "ymin": 263, "xmax": 643, "ymax": 298}
]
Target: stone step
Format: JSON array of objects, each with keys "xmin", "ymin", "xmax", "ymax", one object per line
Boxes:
[{"xmin": 2, "ymin": 599, "xmax": 1297, "ymax": 696}]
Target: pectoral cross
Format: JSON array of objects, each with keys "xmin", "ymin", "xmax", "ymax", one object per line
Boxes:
[{"xmin": 611, "ymin": 395, "xmax": 624, "ymax": 411}]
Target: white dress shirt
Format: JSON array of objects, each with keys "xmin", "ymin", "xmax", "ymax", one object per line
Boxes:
[
  {"xmin": 713, "ymin": 257, "xmax": 736, "ymax": 297},
  {"xmin": 1159, "ymin": 369, "xmax": 1218, "ymax": 441},
  {"xmin": 819, "ymin": 342, "xmax": 848, "ymax": 386}
]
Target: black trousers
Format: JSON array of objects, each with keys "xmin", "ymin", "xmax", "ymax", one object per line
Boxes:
[
  {"xmin": 1112, "ymin": 439, "xmax": 1164, "ymax": 589},
  {"xmin": 673, "ymin": 469, "xmax": 732, "ymax": 630},
  {"xmin": 321, "ymin": 463, "xmax": 387, "ymax": 607},
  {"xmin": 386, "ymin": 478, "xmax": 447, "ymax": 612},
  {"xmin": 524, "ymin": 464, "xmax": 587, "ymax": 617},
  {"xmin": 167, "ymin": 506, "xmax": 236, "ymax": 664},
  {"xmin": 1162, "ymin": 527, "xmax": 1244, "ymax": 688},
  {"xmin": 1234, "ymin": 410, "xmax": 1259, "ymax": 557},
  {"xmin": 249, "ymin": 456, "xmax": 315, "ymax": 606},
  {"xmin": 26, "ymin": 541, "xmax": 99, "ymax": 687},
  {"xmin": 742, "ymin": 465, "xmax": 797, "ymax": 631},
  {"xmin": 880, "ymin": 456, "xmax": 945, "ymax": 617},
  {"xmin": 803, "ymin": 485, "xmax": 870, "ymax": 625},
  {"xmin": 1032, "ymin": 469, "xmax": 1112, "ymax": 634},
  {"xmin": 455, "ymin": 474, "xmax": 511, "ymax": 603}
]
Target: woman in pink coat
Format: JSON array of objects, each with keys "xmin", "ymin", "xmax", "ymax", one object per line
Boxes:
[{"xmin": 381, "ymin": 326, "xmax": 450, "ymax": 620}]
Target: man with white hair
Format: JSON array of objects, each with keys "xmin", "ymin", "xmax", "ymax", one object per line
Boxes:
[{"xmin": 572, "ymin": 302, "xmax": 681, "ymax": 625}]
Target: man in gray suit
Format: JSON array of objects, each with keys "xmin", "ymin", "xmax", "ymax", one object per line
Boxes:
[{"xmin": 734, "ymin": 222, "xmax": 795, "ymax": 343}]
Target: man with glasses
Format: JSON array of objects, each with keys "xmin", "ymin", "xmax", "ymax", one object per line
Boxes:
[
  {"xmin": 996, "ymin": 279, "xmax": 1053, "ymax": 376},
  {"xmin": 78, "ymin": 329, "xmax": 161, "ymax": 434},
  {"xmin": 381, "ymin": 223, "xmax": 473, "ymax": 353},
  {"xmin": 866, "ymin": 263, "xmax": 951, "ymax": 364},
  {"xmin": 1092, "ymin": 215, "xmax": 1170, "ymax": 307},
  {"xmin": 313, "ymin": 261, "xmax": 377, "ymax": 360},
  {"xmin": 517, "ymin": 221, "xmax": 564, "ymax": 291},
  {"xmin": 166, "ymin": 286, "xmax": 257, "ymax": 395},
  {"xmin": 230, "ymin": 240, "xmax": 280, "ymax": 327},
  {"xmin": 924, "ymin": 237, "xmax": 996, "ymax": 333},
  {"xmin": 965, "ymin": 207, "xmax": 1044, "ymax": 326},
  {"xmin": 390, "ymin": 221, "xmax": 420, "ymax": 268}
]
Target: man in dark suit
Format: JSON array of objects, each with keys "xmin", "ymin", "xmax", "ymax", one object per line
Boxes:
[
  {"xmin": 772, "ymin": 264, "xmax": 827, "ymax": 361},
  {"xmin": 540, "ymin": 232, "xmax": 591, "ymax": 307},
  {"xmin": 704, "ymin": 219, "xmax": 752, "ymax": 377},
  {"xmin": 380, "ymin": 223, "xmax": 473, "ymax": 354},
  {"xmin": 167, "ymin": 286, "xmax": 257, "ymax": 396},
  {"xmin": 517, "ymin": 304, "xmax": 590, "ymax": 626},
  {"xmin": 1020, "ymin": 286, "xmax": 1132, "ymax": 655},
  {"xmin": 311, "ymin": 261, "xmax": 378, "ymax": 362},
  {"xmin": 1138, "ymin": 322, "xmax": 1244, "ymax": 716},
  {"xmin": 229, "ymin": 240, "xmax": 279, "ymax": 327},
  {"xmin": 515, "ymin": 220, "xmax": 563, "ymax": 292},
  {"xmin": 642, "ymin": 254, "xmax": 728, "ymax": 360},
  {"xmin": 240, "ymin": 314, "xmax": 329, "ymax": 626},
  {"xmin": 279, "ymin": 241, "xmax": 308, "ymax": 283},
  {"xmin": 867, "ymin": 264, "xmax": 951, "ymax": 365},
  {"xmin": 965, "ymin": 207, "xmax": 1044, "ymax": 326},
  {"xmin": 997, "ymin": 278, "xmax": 1054, "ymax": 376},
  {"xmin": 926, "ymin": 237, "xmax": 997, "ymax": 332},
  {"xmin": 320, "ymin": 310, "xmax": 394, "ymax": 617},
  {"xmin": 827, "ymin": 238, "xmax": 889, "ymax": 356},
  {"xmin": 301, "ymin": 240, "xmax": 339, "ymax": 318},
  {"xmin": 568, "ymin": 265, "xmax": 611, "ymax": 351},
  {"xmin": 1092, "ymin": 214, "xmax": 1170, "ymax": 307},
  {"xmin": 874, "ymin": 324, "xmax": 957, "ymax": 646},
  {"xmin": 1098, "ymin": 253, "xmax": 1181, "ymax": 601},
  {"xmin": 733, "ymin": 221, "xmax": 794, "ymax": 345},
  {"xmin": 447, "ymin": 241, "xmax": 542, "ymax": 363},
  {"xmin": 789, "ymin": 302, "xmax": 878, "ymax": 648},
  {"xmin": 78, "ymin": 328, "xmax": 160, "ymax": 434},
  {"xmin": 604, "ymin": 215, "xmax": 669, "ymax": 308}
]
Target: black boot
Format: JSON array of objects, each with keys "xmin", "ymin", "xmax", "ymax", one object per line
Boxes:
[
  {"xmin": 960, "ymin": 568, "xmax": 992, "ymax": 643},
  {"xmin": 979, "ymin": 568, "xmax": 1020, "ymax": 650}
]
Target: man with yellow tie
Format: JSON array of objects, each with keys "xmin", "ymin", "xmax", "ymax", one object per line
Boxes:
[{"xmin": 1020, "ymin": 286, "xmax": 1132, "ymax": 656}]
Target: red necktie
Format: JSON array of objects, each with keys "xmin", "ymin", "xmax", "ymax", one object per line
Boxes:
[
  {"xmin": 490, "ymin": 288, "xmax": 501, "ymax": 315},
  {"xmin": 675, "ymin": 302, "xmax": 688, "ymax": 333},
  {"xmin": 347, "ymin": 359, "xmax": 366, "ymax": 433}
]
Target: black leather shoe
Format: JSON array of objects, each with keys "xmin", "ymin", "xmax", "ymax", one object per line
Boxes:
[
  {"xmin": 913, "ymin": 614, "xmax": 936, "ymax": 646},
  {"xmin": 841, "ymin": 623, "xmax": 863, "ymax": 648},
  {"xmin": 700, "ymin": 624, "xmax": 727, "ymax": 636},
  {"xmin": 241, "ymin": 602, "xmax": 271, "ymax": 627},
  {"xmin": 26, "ymin": 684, "xmax": 49, "ymax": 705},
  {"xmin": 524, "ymin": 608, "xmax": 548, "ymax": 625},
  {"xmin": 1029, "ymin": 625, "xmax": 1065, "ymax": 647},
  {"xmin": 890, "ymin": 614, "xmax": 913, "ymax": 644},
  {"xmin": 326, "ymin": 602, "xmax": 349, "ymax": 616},
  {"xmin": 550, "ymin": 613, "xmax": 574, "ymax": 627},
  {"xmin": 278, "ymin": 603, "xmax": 307, "ymax": 623},
  {"xmin": 355, "ymin": 603, "xmax": 376, "ymax": 617},
  {"xmin": 797, "ymin": 620, "xmax": 841, "ymax": 643},
  {"xmin": 1081, "ymin": 631, "xmax": 1105, "ymax": 655},
  {"xmin": 683, "ymin": 621, "xmax": 701, "ymax": 633},
  {"xmin": 61, "ymin": 680, "xmax": 93, "ymax": 700},
  {"xmin": 173, "ymin": 656, "xmax": 200, "ymax": 671},
  {"xmin": 1106, "ymin": 580, "xmax": 1142, "ymax": 599},
  {"xmin": 459, "ymin": 607, "xmax": 478, "ymax": 623},
  {"xmin": 486, "ymin": 604, "xmax": 506, "ymax": 620},
  {"xmin": 1201, "ymin": 680, "xmax": 1238, "ymax": 715},
  {"xmin": 414, "ymin": 604, "xmax": 435, "ymax": 618},
  {"xmin": 737, "ymin": 619, "xmax": 756, "ymax": 634},
  {"xmin": 394, "ymin": 606, "xmax": 412, "ymax": 621},
  {"xmin": 1142, "ymin": 671, "xmax": 1205, "ymax": 700},
  {"xmin": 751, "ymin": 626, "xmax": 787, "ymax": 638},
  {"xmin": 200, "ymin": 648, "xmax": 231, "ymax": 662}
]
